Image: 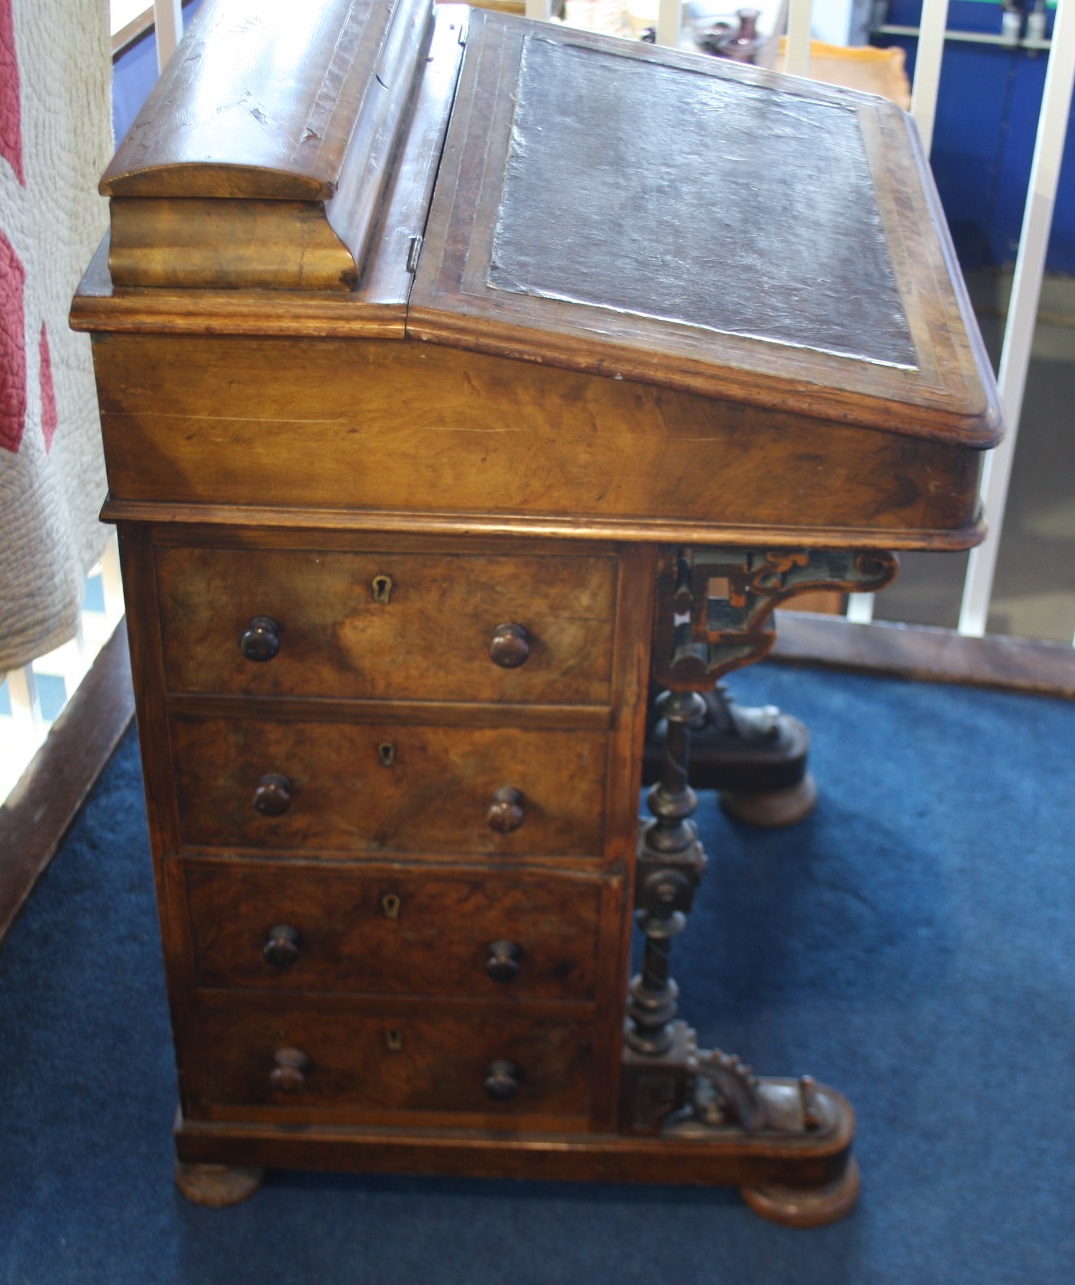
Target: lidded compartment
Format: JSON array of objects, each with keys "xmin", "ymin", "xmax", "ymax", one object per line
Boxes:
[
  {"xmin": 100, "ymin": 0, "xmax": 437, "ymax": 289},
  {"xmin": 75, "ymin": 0, "xmax": 1002, "ymax": 546}
]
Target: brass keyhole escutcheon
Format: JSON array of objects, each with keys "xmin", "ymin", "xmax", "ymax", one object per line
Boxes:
[
  {"xmin": 382, "ymin": 893, "xmax": 402, "ymax": 920},
  {"xmin": 386, "ymin": 1029, "xmax": 403, "ymax": 1052},
  {"xmin": 371, "ymin": 574, "xmax": 394, "ymax": 604},
  {"xmin": 378, "ymin": 742, "xmax": 396, "ymax": 768}
]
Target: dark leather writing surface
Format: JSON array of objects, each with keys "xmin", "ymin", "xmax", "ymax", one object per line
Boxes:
[{"xmin": 488, "ymin": 36, "xmax": 917, "ymax": 370}]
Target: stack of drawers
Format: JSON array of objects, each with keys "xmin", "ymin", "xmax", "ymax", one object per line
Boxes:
[{"xmin": 126, "ymin": 526, "xmax": 653, "ymax": 1137}]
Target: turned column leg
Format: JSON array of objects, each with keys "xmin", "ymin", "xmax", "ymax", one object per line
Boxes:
[
  {"xmin": 616, "ymin": 547, "xmax": 895, "ymax": 1222},
  {"xmin": 626, "ymin": 689, "xmax": 708, "ymax": 1057},
  {"xmin": 621, "ymin": 680, "xmax": 860, "ymax": 1224}
]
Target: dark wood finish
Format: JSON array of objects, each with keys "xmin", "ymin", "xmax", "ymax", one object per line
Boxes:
[
  {"xmin": 0, "ymin": 622, "xmax": 134, "ymax": 946},
  {"xmin": 173, "ymin": 1161, "xmax": 264, "ymax": 1208},
  {"xmin": 174, "ymin": 1085, "xmax": 855, "ymax": 1191},
  {"xmin": 741, "ymin": 1159, "xmax": 862, "ymax": 1228},
  {"xmin": 171, "ymin": 716, "xmax": 608, "ymax": 856},
  {"xmin": 184, "ymin": 857, "xmax": 602, "ymax": 1000},
  {"xmin": 73, "ymin": 0, "xmax": 1004, "ymax": 1224},
  {"xmin": 194, "ymin": 991, "xmax": 594, "ymax": 1128}
]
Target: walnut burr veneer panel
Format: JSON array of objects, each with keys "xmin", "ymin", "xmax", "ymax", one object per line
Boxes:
[
  {"xmin": 155, "ymin": 544, "xmax": 616, "ymax": 706},
  {"xmin": 172, "ymin": 717, "xmax": 608, "ymax": 857},
  {"xmin": 93, "ymin": 335, "xmax": 984, "ymax": 544},
  {"xmin": 197, "ymin": 995, "xmax": 594, "ymax": 1124},
  {"xmin": 184, "ymin": 858, "xmax": 604, "ymax": 1000}
]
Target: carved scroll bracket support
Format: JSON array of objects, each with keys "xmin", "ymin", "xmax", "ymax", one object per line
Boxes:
[
  {"xmin": 651, "ymin": 546, "xmax": 899, "ymax": 690},
  {"xmin": 621, "ymin": 547, "xmax": 895, "ymax": 1224}
]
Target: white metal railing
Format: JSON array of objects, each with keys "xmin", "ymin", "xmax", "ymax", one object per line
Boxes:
[
  {"xmin": 153, "ymin": 0, "xmax": 183, "ymax": 69},
  {"xmin": 0, "ymin": 1, "xmax": 181, "ymax": 806},
  {"xmin": 0, "ymin": 534, "xmax": 126, "ymax": 803},
  {"xmin": 959, "ymin": 0, "xmax": 1075, "ymax": 639}
]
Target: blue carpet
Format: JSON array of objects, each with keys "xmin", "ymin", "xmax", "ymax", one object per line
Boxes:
[{"xmin": 2, "ymin": 665, "xmax": 1073, "ymax": 1284}]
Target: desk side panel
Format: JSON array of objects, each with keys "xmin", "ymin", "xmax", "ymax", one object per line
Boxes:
[{"xmin": 91, "ymin": 333, "xmax": 984, "ymax": 547}]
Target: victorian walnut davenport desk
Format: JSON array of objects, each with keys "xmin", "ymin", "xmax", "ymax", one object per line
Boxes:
[{"xmin": 71, "ymin": 0, "xmax": 1000, "ymax": 1225}]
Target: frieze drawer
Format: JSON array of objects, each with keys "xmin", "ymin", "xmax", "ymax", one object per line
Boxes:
[
  {"xmin": 155, "ymin": 545, "xmax": 617, "ymax": 706},
  {"xmin": 196, "ymin": 995, "xmax": 594, "ymax": 1126},
  {"xmin": 171, "ymin": 717, "xmax": 608, "ymax": 857},
  {"xmin": 184, "ymin": 858, "xmax": 606, "ymax": 1000}
]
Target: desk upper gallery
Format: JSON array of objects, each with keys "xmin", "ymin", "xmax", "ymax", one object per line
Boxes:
[{"xmin": 71, "ymin": 0, "xmax": 1000, "ymax": 1224}]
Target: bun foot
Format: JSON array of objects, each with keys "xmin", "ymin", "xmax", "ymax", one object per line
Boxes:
[
  {"xmin": 720, "ymin": 772, "xmax": 818, "ymax": 828},
  {"xmin": 741, "ymin": 1157, "xmax": 860, "ymax": 1227},
  {"xmin": 175, "ymin": 1161, "xmax": 265, "ymax": 1207}
]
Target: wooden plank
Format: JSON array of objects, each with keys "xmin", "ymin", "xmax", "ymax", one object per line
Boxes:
[
  {"xmin": 174, "ymin": 1098, "xmax": 854, "ymax": 1188},
  {"xmin": 0, "ymin": 622, "xmax": 135, "ymax": 945},
  {"xmin": 773, "ymin": 611, "xmax": 1075, "ymax": 699},
  {"xmin": 90, "ymin": 334, "xmax": 986, "ymax": 544}
]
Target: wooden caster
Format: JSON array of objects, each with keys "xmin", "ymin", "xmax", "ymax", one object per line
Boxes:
[
  {"xmin": 741, "ymin": 1157, "xmax": 860, "ymax": 1227},
  {"xmin": 644, "ymin": 685, "xmax": 818, "ymax": 829},
  {"xmin": 175, "ymin": 1161, "xmax": 265, "ymax": 1207},
  {"xmin": 720, "ymin": 772, "xmax": 818, "ymax": 828}
]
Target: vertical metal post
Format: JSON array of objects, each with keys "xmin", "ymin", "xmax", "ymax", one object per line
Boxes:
[
  {"xmin": 656, "ymin": 0, "xmax": 681, "ymax": 48},
  {"xmin": 784, "ymin": 0, "xmax": 814, "ymax": 78},
  {"xmin": 959, "ymin": 0, "xmax": 1075, "ymax": 637},
  {"xmin": 911, "ymin": 0, "xmax": 951, "ymax": 156},
  {"xmin": 154, "ymin": 0, "xmax": 183, "ymax": 72}
]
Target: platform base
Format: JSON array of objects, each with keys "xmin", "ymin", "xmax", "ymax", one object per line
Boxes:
[{"xmin": 174, "ymin": 1083, "xmax": 857, "ymax": 1224}]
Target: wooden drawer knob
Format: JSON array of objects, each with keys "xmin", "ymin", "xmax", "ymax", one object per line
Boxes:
[
  {"xmin": 487, "ymin": 786, "xmax": 524, "ymax": 834},
  {"xmin": 254, "ymin": 773, "xmax": 292, "ymax": 816},
  {"xmin": 270, "ymin": 1047, "xmax": 309, "ymax": 1093},
  {"xmin": 485, "ymin": 940, "xmax": 521, "ymax": 982},
  {"xmin": 484, "ymin": 1060, "xmax": 522, "ymax": 1101},
  {"xmin": 489, "ymin": 623, "xmax": 530, "ymax": 668},
  {"xmin": 240, "ymin": 616, "xmax": 280, "ymax": 662},
  {"xmin": 263, "ymin": 924, "xmax": 300, "ymax": 969}
]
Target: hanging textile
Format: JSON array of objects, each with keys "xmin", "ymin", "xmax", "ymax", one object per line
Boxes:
[{"xmin": 1, "ymin": 0, "xmax": 112, "ymax": 671}]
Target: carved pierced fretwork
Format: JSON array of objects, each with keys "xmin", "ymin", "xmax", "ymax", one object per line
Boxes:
[{"xmin": 652, "ymin": 547, "xmax": 899, "ymax": 688}]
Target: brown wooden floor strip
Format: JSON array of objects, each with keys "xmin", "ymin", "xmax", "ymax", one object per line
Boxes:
[
  {"xmin": 773, "ymin": 611, "xmax": 1075, "ymax": 699},
  {"xmin": 0, "ymin": 621, "xmax": 135, "ymax": 947}
]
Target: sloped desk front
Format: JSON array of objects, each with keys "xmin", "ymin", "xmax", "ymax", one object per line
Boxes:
[{"xmin": 72, "ymin": 0, "xmax": 1000, "ymax": 1225}]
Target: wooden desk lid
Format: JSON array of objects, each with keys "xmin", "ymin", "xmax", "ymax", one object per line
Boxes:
[{"xmin": 411, "ymin": 12, "xmax": 1000, "ymax": 446}]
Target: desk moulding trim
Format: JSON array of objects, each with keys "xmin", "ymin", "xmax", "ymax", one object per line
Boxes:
[{"xmin": 99, "ymin": 500, "xmax": 988, "ymax": 553}]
